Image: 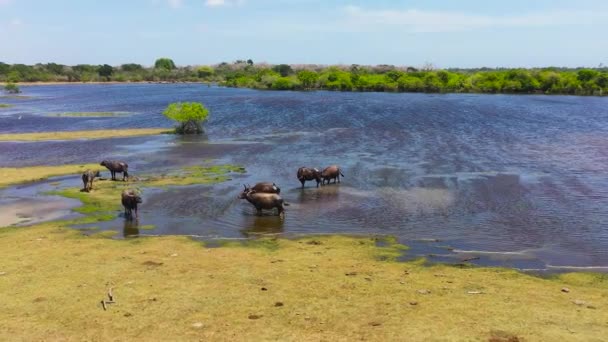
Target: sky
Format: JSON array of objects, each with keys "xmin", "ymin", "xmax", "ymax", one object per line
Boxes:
[{"xmin": 1, "ymin": 0, "xmax": 607, "ymax": 68}]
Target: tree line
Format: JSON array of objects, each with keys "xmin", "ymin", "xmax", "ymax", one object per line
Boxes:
[{"xmin": 1, "ymin": 58, "xmax": 607, "ymax": 96}]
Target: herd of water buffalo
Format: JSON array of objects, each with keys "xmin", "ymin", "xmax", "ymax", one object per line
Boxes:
[{"xmin": 83, "ymin": 161, "xmax": 345, "ymax": 220}]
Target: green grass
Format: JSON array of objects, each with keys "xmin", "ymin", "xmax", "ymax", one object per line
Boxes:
[{"xmin": 0, "ymin": 103, "xmax": 13, "ymax": 108}]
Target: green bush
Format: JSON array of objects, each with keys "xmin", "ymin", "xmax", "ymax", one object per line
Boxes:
[
  {"xmin": 162, "ymin": 102, "xmax": 210, "ymax": 135},
  {"xmin": 4, "ymin": 82, "xmax": 20, "ymax": 94}
]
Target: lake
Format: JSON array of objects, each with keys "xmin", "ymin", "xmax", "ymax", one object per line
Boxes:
[{"xmin": 2, "ymin": 84, "xmax": 608, "ymax": 271}]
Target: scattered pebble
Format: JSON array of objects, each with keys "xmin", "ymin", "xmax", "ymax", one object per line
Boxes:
[
  {"xmin": 561, "ymin": 287, "xmax": 570, "ymax": 293},
  {"xmin": 572, "ymin": 299, "xmax": 587, "ymax": 306},
  {"xmin": 260, "ymin": 287, "xmax": 268, "ymax": 291},
  {"xmin": 364, "ymin": 277, "xmax": 372, "ymax": 281},
  {"xmin": 274, "ymin": 302, "xmax": 284, "ymax": 307},
  {"xmin": 586, "ymin": 305, "xmax": 597, "ymax": 309},
  {"xmin": 306, "ymin": 240, "xmax": 322, "ymax": 245},
  {"xmin": 345, "ymin": 272, "xmax": 357, "ymax": 276},
  {"xmin": 0, "ymin": 272, "xmax": 6, "ymax": 276},
  {"xmin": 369, "ymin": 322, "xmax": 382, "ymax": 327},
  {"xmin": 191, "ymin": 322, "xmax": 203, "ymax": 328},
  {"xmin": 409, "ymin": 301, "xmax": 418, "ymax": 306},
  {"xmin": 124, "ymin": 313, "xmax": 133, "ymax": 317},
  {"xmin": 417, "ymin": 289, "xmax": 431, "ymax": 295},
  {"xmin": 170, "ymin": 253, "xmax": 178, "ymax": 257},
  {"xmin": 467, "ymin": 291, "xmax": 483, "ymax": 295},
  {"xmin": 248, "ymin": 314, "xmax": 262, "ymax": 320},
  {"xmin": 399, "ymin": 281, "xmax": 405, "ymax": 285}
]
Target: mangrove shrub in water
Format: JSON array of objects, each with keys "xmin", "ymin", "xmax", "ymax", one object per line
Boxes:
[
  {"xmin": 4, "ymin": 82, "xmax": 20, "ymax": 94},
  {"xmin": 163, "ymin": 102, "xmax": 209, "ymax": 135}
]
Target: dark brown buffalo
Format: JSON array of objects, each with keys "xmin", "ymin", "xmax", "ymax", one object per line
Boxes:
[
  {"xmin": 297, "ymin": 167, "xmax": 322, "ymax": 189},
  {"xmin": 100, "ymin": 160, "xmax": 129, "ymax": 181},
  {"xmin": 121, "ymin": 189, "xmax": 142, "ymax": 219},
  {"xmin": 239, "ymin": 182, "xmax": 280, "ymax": 199},
  {"xmin": 81, "ymin": 169, "xmax": 100, "ymax": 192},
  {"xmin": 321, "ymin": 165, "xmax": 345, "ymax": 185},
  {"xmin": 242, "ymin": 189, "xmax": 285, "ymax": 216}
]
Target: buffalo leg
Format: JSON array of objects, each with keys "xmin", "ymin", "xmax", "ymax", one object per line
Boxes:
[
  {"xmin": 256, "ymin": 208, "xmax": 262, "ymax": 216},
  {"xmin": 301, "ymin": 180, "xmax": 305, "ymax": 189}
]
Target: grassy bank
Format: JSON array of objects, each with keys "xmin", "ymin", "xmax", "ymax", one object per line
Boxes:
[
  {"xmin": 0, "ymin": 103, "xmax": 13, "ymax": 108},
  {"xmin": 0, "ymin": 224, "xmax": 606, "ymax": 341},
  {"xmin": 0, "ymin": 128, "xmax": 169, "ymax": 142},
  {"xmin": 0, "ymin": 164, "xmax": 101, "ymax": 188},
  {"xmin": 1, "ymin": 162, "xmax": 606, "ymax": 340}
]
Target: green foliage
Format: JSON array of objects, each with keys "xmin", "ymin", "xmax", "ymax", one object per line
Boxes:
[
  {"xmin": 0, "ymin": 60, "xmax": 606, "ymax": 96},
  {"xmin": 272, "ymin": 64, "xmax": 294, "ymax": 77},
  {"xmin": 4, "ymin": 82, "xmax": 20, "ymax": 94},
  {"xmin": 121, "ymin": 63, "xmax": 143, "ymax": 72},
  {"xmin": 197, "ymin": 66, "xmax": 214, "ymax": 78},
  {"xmin": 162, "ymin": 102, "xmax": 210, "ymax": 134},
  {"xmin": 98, "ymin": 64, "xmax": 113, "ymax": 78},
  {"xmin": 297, "ymin": 70, "xmax": 318, "ymax": 89},
  {"xmin": 154, "ymin": 58, "xmax": 176, "ymax": 70}
]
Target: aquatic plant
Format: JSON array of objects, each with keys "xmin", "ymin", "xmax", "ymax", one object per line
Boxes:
[
  {"xmin": 4, "ymin": 82, "xmax": 20, "ymax": 94},
  {"xmin": 162, "ymin": 102, "xmax": 210, "ymax": 135}
]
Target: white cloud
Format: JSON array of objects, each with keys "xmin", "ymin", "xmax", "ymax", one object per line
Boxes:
[
  {"xmin": 9, "ymin": 18, "xmax": 22, "ymax": 26},
  {"xmin": 167, "ymin": 0, "xmax": 183, "ymax": 9},
  {"xmin": 343, "ymin": 6, "xmax": 608, "ymax": 33},
  {"xmin": 205, "ymin": 0, "xmax": 245, "ymax": 8},
  {"xmin": 0, "ymin": 0, "xmax": 13, "ymax": 6}
]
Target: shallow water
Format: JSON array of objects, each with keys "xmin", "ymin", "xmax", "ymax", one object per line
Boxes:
[{"xmin": 2, "ymin": 84, "xmax": 608, "ymax": 270}]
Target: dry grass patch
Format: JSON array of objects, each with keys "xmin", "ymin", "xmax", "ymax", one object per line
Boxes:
[
  {"xmin": 0, "ymin": 128, "xmax": 168, "ymax": 142},
  {"xmin": 0, "ymin": 225, "xmax": 606, "ymax": 341}
]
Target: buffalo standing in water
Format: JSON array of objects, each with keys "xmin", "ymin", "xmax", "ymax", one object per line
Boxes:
[
  {"xmin": 239, "ymin": 182, "xmax": 281, "ymax": 198},
  {"xmin": 121, "ymin": 189, "xmax": 142, "ymax": 219},
  {"xmin": 321, "ymin": 165, "xmax": 345, "ymax": 185},
  {"xmin": 100, "ymin": 160, "xmax": 129, "ymax": 181},
  {"xmin": 241, "ymin": 189, "xmax": 285, "ymax": 217},
  {"xmin": 297, "ymin": 167, "xmax": 322, "ymax": 189},
  {"xmin": 81, "ymin": 169, "xmax": 100, "ymax": 192}
]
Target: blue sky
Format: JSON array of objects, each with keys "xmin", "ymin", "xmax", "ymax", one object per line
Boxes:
[{"xmin": 1, "ymin": 0, "xmax": 607, "ymax": 68}]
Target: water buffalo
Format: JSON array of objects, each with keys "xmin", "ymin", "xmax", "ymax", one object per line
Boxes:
[
  {"xmin": 297, "ymin": 167, "xmax": 322, "ymax": 189},
  {"xmin": 239, "ymin": 182, "xmax": 280, "ymax": 199},
  {"xmin": 321, "ymin": 165, "xmax": 345, "ymax": 185},
  {"xmin": 100, "ymin": 160, "xmax": 129, "ymax": 181},
  {"xmin": 121, "ymin": 189, "xmax": 142, "ymax": 219},
  {"xmin": 242, "ymin": 189, "xmax": 285, "ymax": 217},
  {"xmin": 81, "ymin": 169, "xmax": 100, "ymax": 192}
]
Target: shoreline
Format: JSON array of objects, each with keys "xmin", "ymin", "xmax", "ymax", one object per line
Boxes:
[{"xmin": 1, "ymin": 81, "xmax": 208, "ymax": 86}]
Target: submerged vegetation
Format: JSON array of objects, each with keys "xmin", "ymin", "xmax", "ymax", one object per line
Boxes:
[
  {"xmin": 1, "ymin": 59, "xmax": 608, "ymax": 95},
  {"xmin": 48, "ymin": 164, "xmax": 245, "ymax": 225}
]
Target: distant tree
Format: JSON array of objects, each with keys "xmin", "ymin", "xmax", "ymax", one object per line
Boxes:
[
  {"xmin": 297, "ymin": 70, "xmax": 318, "ymax": 89},
  {"xmin": 163, "ymin": 102, "xmax": 210, "ymax": 134},
  {"xmin": 121, "ymin": 63, "xmax": 143, "ymax": 72},
  {"xmin": 272, "ymin": 64, "xmax": 294, "ymax": 77},
  {"xmin": 154, "ymin": 58, "xmax": 176, "ymax": 70},
  {"xmin": 197, "ymin": 66, "xmax": 214, "ymax": 78},
  {"xmin": 577, "ymin": 69, "xmax": 599, "ymax": 82},
  {"xmin": 247, "ymin": 59, "xmax": 254, "ymax": 66},
  {"xmin": 98, "ymin": 64, "xmax": 114, "ymax": 78},
  {"xmin": 45, "ymin": 63, "xmax": 65, "ymax": 75},
  {"xmin": 0, "ymin": 62, "xmax": 9, "ymax": 76},
  {"xmin": 597, "ymin": 73, "xmax": 608, "ymax": 88}
]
